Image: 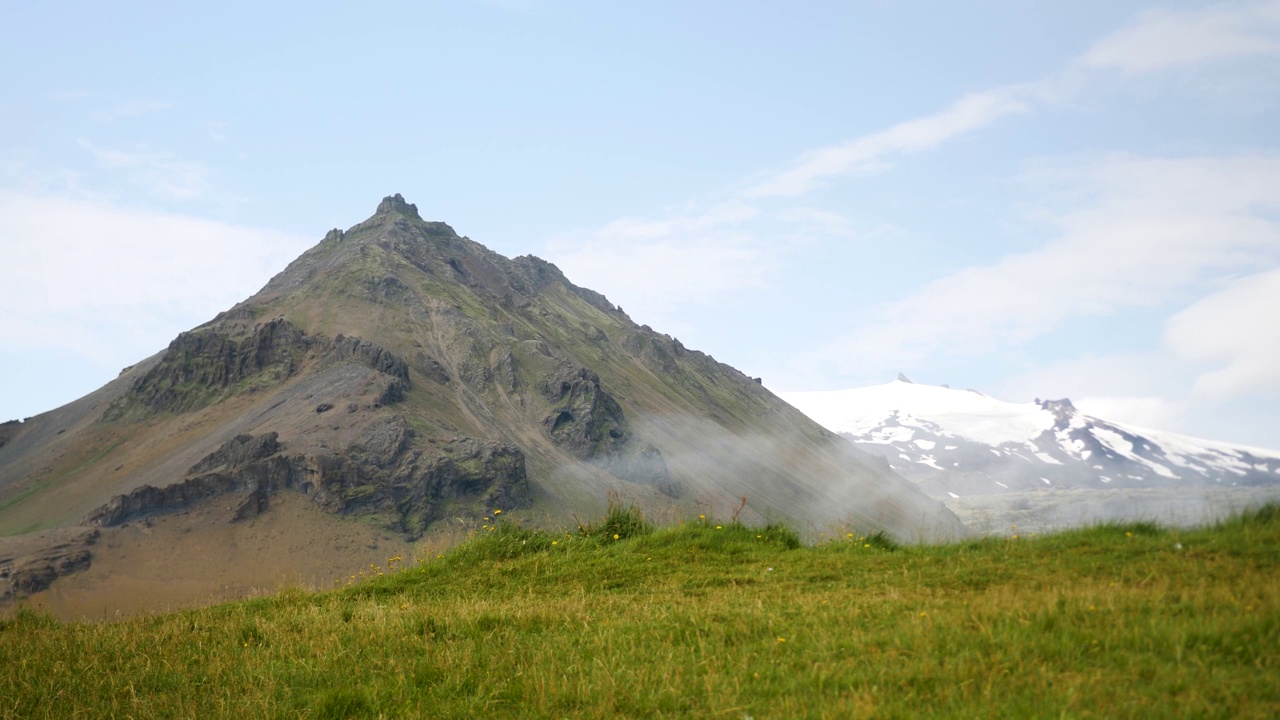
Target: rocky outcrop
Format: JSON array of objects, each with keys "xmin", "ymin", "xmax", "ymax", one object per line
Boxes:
[
  {"xmin": 538, "ymin": 363, "xmax": 678, "ymax": 497},
  {"xmin": 307, "ymin": 418, "xmax": 530, "ymax": 536},
  {"xmin": 331, "ymin": 334, "xmax": 410, "ymax": 383},
  {"xmin": 312, "ymin": 437, "xmax": 530, "ymax": 536},
  {"xmin": 82, "ymin": 459, "xmax": 296, "ymax": 528},
  {"xmin": 102, "ymin": 321, "xmax": 413, "ymax": 421},
  {"xmin": 81, "ymin": 424, "xmax": 531, "ymax": 539},
  {"xmin": 413, "ymin": 352, "xmax": 452, "ymax": 385},
  {"xmin": 622, "ymin": 329, "xmax": 682, "ymax": 374},
  {"xmin": 376, "ymin": 193, "xmax": 422, "ymax": 220},
  {"xmin": 540, "ymin": 364, "xmax": 629, "ymax": 460},
  {"xmin": 0, "ymin": 420, "xmax": 21, "ymax": 450},
  {"xmin": 102, "ymin": 319, "xmax": 313, "ymax": 419},
  {"xmin": 0, "ymin": 527, "xmax": 98, "ymax": 601},
  {"xmin": 188, "ymin": 432, "xmax": 282, "ymax": 475}
]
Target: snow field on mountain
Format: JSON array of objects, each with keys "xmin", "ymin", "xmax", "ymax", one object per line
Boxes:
[{"xmin": 782, "ymin": 380, "xmax": 1054, "ymax": 446}]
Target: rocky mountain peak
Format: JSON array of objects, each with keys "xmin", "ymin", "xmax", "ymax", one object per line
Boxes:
[
  {"xmin": 375, "ymin": 193, "xmax": 422, "ymax": 220},
  {"xmin": 1037, "ymin": 397, "xmax": 1077, "ymax": 420}
]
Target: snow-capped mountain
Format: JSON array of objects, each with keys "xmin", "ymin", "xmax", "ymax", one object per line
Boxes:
[{"xmin": 781, "ymin": 378, "xmax": 1280, "ymax": 500}]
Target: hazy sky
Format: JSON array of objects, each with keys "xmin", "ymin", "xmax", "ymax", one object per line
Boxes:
[{"xmin": 2, "ymin": 1, "xmax": 1278, "ymax": 448}]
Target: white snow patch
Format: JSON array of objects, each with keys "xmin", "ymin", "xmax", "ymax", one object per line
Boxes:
[
  {"xmin": 994, "ymin": 481, "xmax": 1008, "ymax": 489},
  {"xmin": 913, "ymin": 439, "xmax": 936, "ymax": 450},
  {"xmin": 1040, "ymin": 477, "xmax": 1051, "ymax": 485},
  {"xmin": 1057, "ymin": 435, "xmax": 1082, "ymax": 455},
  {"xmin": 1100, "ymin": 476, "xmax": 1112, "ymax": 483},
  {"xmin": 863, "ymin": 425, "xmax": 915, "ymax": 445},
  {"xmin": 917, "ymin": 455, "xmax": 943, "ymax": 470},
  {"xmin": 1034, "ymin": 452, "xmax": 1063, "ymax": 465},
  {"xmin": 1092, "ymin": 427, "xmax": 1180, "ymax": 478},
  {"xmin": 944, "ymin": 445, "xmax": 957, "ymax": 450},
  {"xmin": 947, "ymin": 491, "xmax": 960, "ymax": 499}
]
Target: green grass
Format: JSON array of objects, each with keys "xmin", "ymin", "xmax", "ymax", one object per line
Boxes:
[{"xmin": 2, "ymin": 506, "xmax": 1278, "ymax": 719}]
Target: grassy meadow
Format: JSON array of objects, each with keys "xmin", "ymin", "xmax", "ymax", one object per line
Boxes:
[{"xmin": 2, "ymin": 504, "xmax": 1278, "ymax": 719}]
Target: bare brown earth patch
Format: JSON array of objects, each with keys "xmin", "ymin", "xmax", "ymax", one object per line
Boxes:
[{"xmin": 14, "ymin": 493, "xmax": 414, "ymax": 622}]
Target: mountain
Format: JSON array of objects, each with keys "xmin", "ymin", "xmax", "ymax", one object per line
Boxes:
[
  {"xmin": 0, "ymin": 195, "xmax": 964, "ymax": 615},
  {"xmin": 781, "ymin": 379, "xmax": 1280, "ymax": 530}
]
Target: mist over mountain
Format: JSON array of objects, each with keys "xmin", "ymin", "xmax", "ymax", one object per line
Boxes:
[
  {"xmin": 0, "ymin": 195, "xmax": 963, "ymax": 615},
  {"xmin": 783, "ymin": 378, "xmax": 1280, "ymax": 532}
]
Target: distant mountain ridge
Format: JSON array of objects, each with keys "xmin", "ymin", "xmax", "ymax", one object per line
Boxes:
[{"xmin": 781, "ymin": 379, "xmax": 1280, "ymax": 500}]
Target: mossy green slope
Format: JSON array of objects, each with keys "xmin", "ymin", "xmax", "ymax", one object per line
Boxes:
[{"xmin": 3, "ymin": 506, "xmax": 1277, "ymax": 719}]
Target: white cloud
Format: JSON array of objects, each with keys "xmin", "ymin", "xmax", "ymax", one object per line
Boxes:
[
  {"xmin": 744, "ymin": 86, "xmax": 1032, "ymax": 199},
  {"xmin": 546, "ymin": 202, "xmax": 777, "ymax": 324},
  {"xmin": 79, "ymin": 140, "xmax": 210, "ymax": 201},
  {"xmin": 1076, "ymin": 1, "xmax": 1280, "ymax": 76},
  {"xmin": 773, "ymin": 207, "xmax": 857, "ymax": 237},
  {"xmin": 0, "ymin": 192, "xmax": 314, "ymax": 365},
  {"xmin": 90, "ymin": 98, "xmax": 174, "ymax": 122},
  {"xmin": 1165, "ymin": 268, "xmax": 1280, "ymax": 400},
  {"xmin": 822, "ymin": 154, "xmax": 1280, "ymax": 367},
  {"xmin": 1075, "ymin": 396, "xmax": 1185, "ymax": 431},
  {"xmin": 205, "ymin": 121, "xmax": 229, "ymax": 143},
  {"xmin": 545, "ymin": 1, "xmax": 1280, "ymax": 343}
]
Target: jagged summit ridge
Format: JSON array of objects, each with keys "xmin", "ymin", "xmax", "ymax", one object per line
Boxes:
[{"xmin": 376, "ymin": 192, "xmax": 421, "ymax": 220}]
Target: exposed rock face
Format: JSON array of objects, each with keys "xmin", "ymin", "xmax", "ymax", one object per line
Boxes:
[
  {"xmin": 312, "ymin": 436, "xmax": 530, "ymax": 535},
  {"xmin": 102, "ymin": 319, "xmax": 313, "ymax": 419},
  {"xmin": 0, "ymin": 420, "xmax": 20, "ymax": 450},
  {"xmin": 376, "ymin": 193, "xmax": 422, "ymax": 220},
  {"xmin": 0, "ymin": 527, "xmax": 98, "ymax": 600},
  {"xmin": 332, "ymin": 334, "xmax": 410, "ymax": 383},
  {"xmin": 82, "ymin": 457, "xmax": 296, "ymax": 528},
  {"xmin": 81, "ymin": 426, "xmax": 531, "ymax": 539},
  {"xmin": 541, "ymin": 364, "xmax": 628, "ymax": 460},
  {"xmin": 539, "ymin": 363, "xmax": 678, "ymax": 497},
  {"xmin": 102, "ymin": 321, "xmax": 412, "ymax": 421},
  {"xmin": 413, "ymin": 352, "xmax": 452, "ymax": 385},
  {"xmin": 188, "ymin": 432, "xmax": 282, "ymax": 475}
]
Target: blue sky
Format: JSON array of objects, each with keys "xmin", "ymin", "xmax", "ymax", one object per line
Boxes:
[{"xmin": 2, "ymin": 1, "xmax": 1279, "ymax": 448}]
